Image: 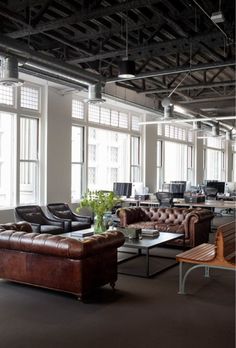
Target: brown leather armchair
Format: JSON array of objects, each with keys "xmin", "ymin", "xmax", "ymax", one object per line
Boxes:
[
  {"xmin": 15, "ymin": 205, "xmax": 65, "ymax": 234},
  {"xmin": 47, "ymin": 203, "xmax": 91, "ymax": 232}
]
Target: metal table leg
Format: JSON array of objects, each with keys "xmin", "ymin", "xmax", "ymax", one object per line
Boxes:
[{"xmin": 146, "ymin": 249, "xmax": 150, "ymax": 277}]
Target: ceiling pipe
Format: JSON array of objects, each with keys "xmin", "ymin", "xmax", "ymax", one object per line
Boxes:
[
  {"xmin": 0, "ymin": 34, "xmax": 102, "ymax": 88},
  {"xmin": 19, "ymin": 66, "xmax": 87, "ymax": 91},
  {"xmin": 106, "ymin": 60, "xmax": 236, "ymax": 83},
  {"xmin": 23, "ymin": 62, "xmax": 92, "ymax": 89}
]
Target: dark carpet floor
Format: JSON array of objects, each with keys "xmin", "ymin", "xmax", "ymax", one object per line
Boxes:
[{"xmin": 0, "ymin": 256, "xmax": 235, "ymax": 348}]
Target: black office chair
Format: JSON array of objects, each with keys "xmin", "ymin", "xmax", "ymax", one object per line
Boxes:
[
  {"xmin": 204, "ymin": 187, "xmax": 218, "ymax": 200},
  {"xmin": 47, "ymin": 203, "xmax": 91, "ymax": 232},
  {"xmin": 15, "ymin": 205, "xmax": 64, "ymax": 234},
  {"xmin": 155, "ymin": 192, "xmax": 174, "ymax": 207}
]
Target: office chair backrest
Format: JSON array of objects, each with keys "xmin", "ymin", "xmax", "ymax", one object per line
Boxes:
[
  {"xmin": 155, "ymin": 192, "xmax": 174, "ymax": 207},
  {"xmin": 204, "ymin": 187, "xmax": 218, "ymax": 199}
]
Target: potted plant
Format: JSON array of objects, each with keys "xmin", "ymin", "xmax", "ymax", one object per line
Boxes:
[{"xmin": 76, "ymin": 190, "xmax": 121, "ymax": 233}]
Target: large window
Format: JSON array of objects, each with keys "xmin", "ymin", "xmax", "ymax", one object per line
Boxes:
[
  {"xmin": 204, "ymin": 138, "xmax": 224, "ymax": 181},
  {"xmin": 156, "ymin": 140, "xmax": 162, "ymax": 190},
  {"xmin": 156, "ymin": 124, "xmax": 193, "ymax": 189},
  {"xmin": 88, "ymin": 127, "xmax": 129, "ymax": 191},
  {"xmin": 71, "ymin": 98, "xmax": 142, "ymax": 198},
  {"xmin": 71, "ymin": 126, "xmax": 84, "ymax": 203},
  {"xmin": 0, "ymin": 83, "xmax": 41, "ymax": 208},
  {"xmin": 131, "ymin": 136, "xmax": 141, "ymax": 182},
  {"xmin": 164, "ymin": 141, "xmax": 188, "ymax": 182},
  {"xmin": 233, "ymin": 152, "xmax": 236, "ymax": 182},
  {"xmin": 0, "ymin": 112, "xmax": 16, "ymax": 207},
  {"xmin": 20, "ymin": 117, "xmax": 39, "ymax": 204}
]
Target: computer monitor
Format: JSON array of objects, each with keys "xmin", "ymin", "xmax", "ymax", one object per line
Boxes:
[
  {"xmin": 225, "ymin": 182, "xmax": 236, "ymax": 194},
  {"xmin": 113, "ymin": 182, "xmax": 132, "ymax": 198},
  {"xmin": 132, "ymin": 182, "xmax": 145, "ymax": 196},
  {"xmin": 205, "ymin": 180, "xmax": 225, "ymax": 194},
  {"xmin": 170, "ymin": 181, "xmax": 186, "ymax": 198}
]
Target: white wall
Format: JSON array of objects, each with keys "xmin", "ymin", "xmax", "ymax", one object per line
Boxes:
[
  {"xmin": 195, "ymin": 138, "xmax": 204, "ymax": 185},
  {"xmin": 144, "ymin": 117, "xmax": 157, "ymax": 193},
  {"xmin": 46, "ymin": 88, "xmax": 72, "ymax": 203}
]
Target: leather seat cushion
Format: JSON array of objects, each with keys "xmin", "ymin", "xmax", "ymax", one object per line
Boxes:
[
  {"xmin": 71, "ymin": 221, "xmax": 91, "ymax": 231},
  {"xmin": 40, "ymin": 225, "xmax": 64, "ymax": 234}
]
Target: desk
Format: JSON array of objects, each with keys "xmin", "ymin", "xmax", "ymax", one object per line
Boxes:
[
  {"xmin": 122, "ymin": 198, "xmax": 236, "ymax": 210},
  {"xmin": 174, "ymin": 199, "xmax": 236, "ymax": 210},
  {"xmin": 121, "ymin": 198, "xmax": 159, "ymax": 207},
  {"xmin": 140, "ymin": 200, "xmax": 159, "ymax": 207}
]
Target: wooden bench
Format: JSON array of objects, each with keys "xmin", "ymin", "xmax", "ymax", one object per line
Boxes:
[{"xmin": 176, "ymin": 221, "xmax": 236, "ymax": 294}]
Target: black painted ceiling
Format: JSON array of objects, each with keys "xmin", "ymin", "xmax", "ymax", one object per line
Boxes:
[{"xmin": 0, "ymin": 0, "xmax": 235, "ymax": 126}]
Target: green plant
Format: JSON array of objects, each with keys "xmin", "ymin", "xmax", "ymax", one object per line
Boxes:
[{"xmin": 76, "ymin": 190, "xmax": 121, "ymax": 232}]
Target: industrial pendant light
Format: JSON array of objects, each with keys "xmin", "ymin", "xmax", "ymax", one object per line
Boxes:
[
  {"xmin": 118, "ymin": 14, "xmax": 135, "ymax": 79},
  {"xmin": 118, "ymin": 58, "xmax": 135, "ymax": 78},
  {"xmin": 0, "ymin": 56, "xmax": 24, "ymax": 86}
]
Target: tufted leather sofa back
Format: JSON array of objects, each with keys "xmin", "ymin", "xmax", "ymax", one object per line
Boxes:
[
  {"xmin": 0, "ymin": 229, "xmax": 125, "ymax": 259},
  {"xmin": 117, "ymin": 207, "xmax": 193, "ymax": 226},
  {"xmin": 146, "ymin": 207, "xmax": 193, "ymax": 225}
]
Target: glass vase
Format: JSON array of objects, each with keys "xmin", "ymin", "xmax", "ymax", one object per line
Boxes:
[{"xmin": 94, "ymin": 214, "xmax": 106, "ymax": 233}]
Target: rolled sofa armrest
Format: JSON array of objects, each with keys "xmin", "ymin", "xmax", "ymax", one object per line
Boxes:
[
  {"xmin": 184, "ymin": 208, "xmax": 214, "ymax": 247},
  {"xmin": 0, "ymin": 230, "xmax": 125, "ymax": 260},
  {"xmin": 0, "ymin": 221, "xmax": 33, "ymax": 232},
  {"xmin": 117, "ymin": 207, "xmax": 145, "ymax": 226},
  {"xmin": 185, "ymin": 208, "xmax": 214, "ymax": 223}
]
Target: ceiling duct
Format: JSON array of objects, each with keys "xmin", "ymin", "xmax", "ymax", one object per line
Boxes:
[
  {"xmin": 0, "ymin": 34, "xmax": 101, "ymax": 89},
  {"xmin": 0, "ymin": 56, "xmax": 24, "ymax": 86},
  {"xmin": 193, "ymin": 121, "xmax": 202, "ymax": 130},
  {"xmin": 212, "ymin": 123, "xmax": 220, "ymax": 137},
  {"xmin": 85, "ymin": 83, "xmax": 106, "ymax": 104},
  {"xmin": 225, "ymin": 130, "xmax": 233, "ymax": 141},
  {"xmin": 161, "ymin": 97, "xmax": 174, "ymax": 119}
]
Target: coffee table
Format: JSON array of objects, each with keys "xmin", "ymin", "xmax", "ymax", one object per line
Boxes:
[{"xmin": 118, "ymin": 232, "xmax": 184, "ymax": 278}]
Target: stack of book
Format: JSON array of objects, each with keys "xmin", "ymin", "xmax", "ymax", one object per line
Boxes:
[
  {"xmin": 141, "ymin": 229, "xmax": 160, "ymax": 238},
  {"xmin": 71, "ymin": 230, "xmax": 94, "ymax": 238}
]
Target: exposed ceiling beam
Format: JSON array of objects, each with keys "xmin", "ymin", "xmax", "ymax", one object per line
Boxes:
[
  {"xmin": 7, "ymin": 0, "xmax": 48, "ymax": 11},
  {"xmin": 6, "ymin": 0, "xmax": 162, "ymax": 39},
  {"xmin": 139, "ymin": 80, "xmax": 236, "ymax": 95},
  {"xmin": 179, "ymin": 95, "xmax": 235, "ymax": 104},
  {"xmin": 106, "ymin": 60, "xmax": 236, "ymax": 83},
  {"xmin": 31, "ymin": 0, "xmax": 54, "ymax": 26},
  {"xmin": 0, "ymin": 4, "xmax": 27, "ymax": 26},
  {"xmin": 68, "ymin": 32, "xmax": 225, "ymax": 64}
]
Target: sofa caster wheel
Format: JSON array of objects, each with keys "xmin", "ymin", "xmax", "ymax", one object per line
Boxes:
[
  {"xmin": 77, "ymin": 294, "xmax": 86, "ymax": 301},
  {"xmin": 110, "ymin": 282, "xmax": 116, "ymax": 291}
]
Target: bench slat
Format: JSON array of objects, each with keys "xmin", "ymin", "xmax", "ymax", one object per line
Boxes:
[
  {"xmin": 176, "ymin": 244, "xmax": 215, "ymax": 263},
  {"xmin": 177, "ymin": 221, "xmax": 236, "ymax": 294}
]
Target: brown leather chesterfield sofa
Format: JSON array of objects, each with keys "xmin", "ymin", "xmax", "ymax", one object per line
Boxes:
[
  {"xmin": 117, "ymin": 207, "xmax": 214, "ymax": 248},
  {"xmin": 0, "ymin": 222, "xmax": 125, "ymax": 299}
]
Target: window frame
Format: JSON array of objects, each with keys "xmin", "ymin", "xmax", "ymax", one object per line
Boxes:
[
  {"xmin": 0, "ymin": 82, "xmax": 42, "ymax": 208},
  {"xmin": 71, "ymin": 124, "xmax": 85, "ymax": 203}
]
